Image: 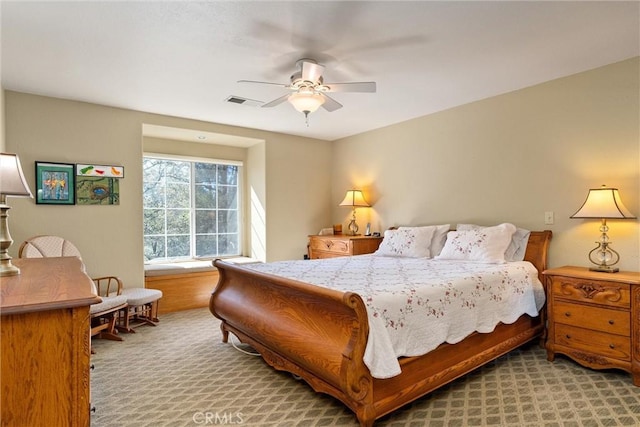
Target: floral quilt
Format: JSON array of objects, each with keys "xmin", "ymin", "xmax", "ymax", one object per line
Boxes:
[{"xmin": 246, "ymin": 255, "xmax": 546, "ymax": 379}]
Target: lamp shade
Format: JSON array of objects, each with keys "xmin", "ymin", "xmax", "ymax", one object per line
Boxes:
[
  {"xmin": 570, "ymin": 186, "xmax": 636, "ymax": 219},
  {"xmin": 288, "ymin": 90, "xmax": 325, "ymax": 113},
  {"xmin": 339, "ymin": 190, "xmax": 370, "ymax": 207},
  {"xmin": 0, "ymin": 153, "xmax": 33, "ymax": 198}
]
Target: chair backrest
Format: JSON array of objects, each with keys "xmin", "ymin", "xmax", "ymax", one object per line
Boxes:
[{"xmin": 19, "ymin": 235, "xmax": 82, "ymax": 259}]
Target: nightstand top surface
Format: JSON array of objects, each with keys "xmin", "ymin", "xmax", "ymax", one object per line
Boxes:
[
  {"xmin": 309, "ymin": 234, "xmax": 382, "ymax": 240},
  {"xmin": 543, "ymin": 266, "xmax": 640, "ymax": 285}
]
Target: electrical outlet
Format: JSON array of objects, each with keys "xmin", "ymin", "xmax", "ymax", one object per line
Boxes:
[{"xmin": 544, "ymin": 211, "xmax": 554, "ymax": 225}]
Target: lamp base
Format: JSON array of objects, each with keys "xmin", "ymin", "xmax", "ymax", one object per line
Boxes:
[
  {"xmin": 0, "ymin": 261, "xmax": 20, "ymax": 277},
  {"xmin": 589, "ymin": 266, "xmax": 619, "ymax": 273},
  {"xmin": 347, "ymin": 218, "xmax": 359, "ymax": 236},
  {"xmin": 0, "ymin": 204, "xmax": 20, "ymax": 277}
]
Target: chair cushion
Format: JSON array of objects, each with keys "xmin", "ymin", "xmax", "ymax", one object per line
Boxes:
[
  {"xmin": 90, "ymin": 294, "xmax": 128, "ymax": 315},
  {"xmin": 119, "ymin": 288, "xmax": 163, "ymax": 306}
]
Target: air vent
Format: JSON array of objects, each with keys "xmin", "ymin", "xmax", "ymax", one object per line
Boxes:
[{"xmin": 225, "ymin": 96, "xmax": 263, "ymax": 107}]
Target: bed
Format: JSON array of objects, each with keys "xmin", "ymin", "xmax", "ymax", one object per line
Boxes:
[{"xmin": 210, "ymin": 225, "xmax": 552, "ymax": 426}]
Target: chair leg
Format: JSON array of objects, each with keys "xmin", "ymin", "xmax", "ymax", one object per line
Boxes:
[
  {"xmin": 150, "ymin": 300, "xmax": 160, "ymax": 323},
  {"xmin": 116, "ymin": 305, "xmax": 135, "ymax": 333},
  {"xmin": 128, "ymin": 301, "xmax": 160, "ymax": 327},
  {"xmin": 92, "ymin": 311, "xmax": 124, "ymax": 341},
  {"xmin": 98, "ymin": 313, "xmax": 124, "ymax": 341}
]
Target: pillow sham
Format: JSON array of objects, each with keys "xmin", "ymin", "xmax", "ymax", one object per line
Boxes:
[
  {"xmin": 435, "ymin": 222, "xmax": 516, "ymax": 263},
  {"xmin": 457, "ymin": 223, "xmax": 530, "ymax": 261},
  {"xmin": 375, "ymin": 227, "xmax": 435, "ymax": 258},
  {"xmin": 399, "ymin": 224, "xmax": 450, "ymax": 257}
]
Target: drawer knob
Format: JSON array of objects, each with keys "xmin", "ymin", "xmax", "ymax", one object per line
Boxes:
[
  {"xmin": 564, "ymin": 312, "xmax": 571, "ymax": 317},
  {"xmin": 608, "ymin": 320, "xmax": 615, "ymax": 325},
  {"xmin": 609, "ymin": 344, "xmax": 615, "ymax": 349},
  {"xmin": 565, "ymin": 334, "xmax": 571, "ymax": 339}
]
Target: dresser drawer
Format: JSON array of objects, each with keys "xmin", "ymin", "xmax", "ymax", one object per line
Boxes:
[
  {"xmin": 551, "ymin": 277, "xmax": 630, "ymax": 308},
  {"xmin": 555, "ymin": 324, "xmax": 631, "ymax": 361},
  {"xmin": 309, "ymin": 251, "xmax": 346, "ymax": 260},
  {"xmin": 309, "ymin": 237, "xmax": 351, "ymax": 254},
  {"xmin": 553, "ymin": 301, "xmax": 629, "ymax": 336}
]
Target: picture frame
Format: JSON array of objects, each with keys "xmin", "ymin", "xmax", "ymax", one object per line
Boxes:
[
  {"xmin": 76, "ymin": 163, "xmax": 124, "ymax": 178},
  {"xmin": 75, "ymin": 176, "xmax": 120, "ymax": 205},
  {"xmin": 35, "ymin": 161, "xmax": 75, "ymax": 205}
]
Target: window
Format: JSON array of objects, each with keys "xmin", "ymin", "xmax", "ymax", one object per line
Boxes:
[{"xmin": 142, "ymin": 155, "xmax": 241, "ymax": 261}]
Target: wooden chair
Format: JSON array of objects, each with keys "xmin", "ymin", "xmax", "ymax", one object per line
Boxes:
[{"xmin": 18, "ymin": 235, "xmax": 128, "ymax": 344}]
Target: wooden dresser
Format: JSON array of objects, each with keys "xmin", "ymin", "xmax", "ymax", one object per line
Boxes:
[
  {"xmin": 1, "ymin": 257, "xmax": 100, "ymax": 427},
  {"xmin": 308, "ymin": 234, "xmax": 383, "ymax": 259},
  {"xmin": 543, "ymin": 266, "xmax": 639, "ymax": 386}
]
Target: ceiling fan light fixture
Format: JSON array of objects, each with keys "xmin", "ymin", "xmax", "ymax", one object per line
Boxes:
[{"xmin": 288, "ymin": 91, "xmax": 325, "ymax": 114}]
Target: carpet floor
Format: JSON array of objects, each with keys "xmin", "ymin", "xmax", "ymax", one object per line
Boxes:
[{"xmin": 90, "ymin": 308, "xmax": 640, "ymax": 427}]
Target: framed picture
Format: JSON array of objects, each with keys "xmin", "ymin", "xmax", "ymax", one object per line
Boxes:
[
  {"xmin": 76, "ymin": 176, "xmax": 120, "ymax": 205},
  {"xmin": 76, "ymin": 163, "xmax": 124, "ymax": 178},
  {"xmin": 35, "ymin": 161, "xmax": 75, "ymax": 205}
]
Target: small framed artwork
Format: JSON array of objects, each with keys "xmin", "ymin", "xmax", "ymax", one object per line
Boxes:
[
  {"xmin": 76, "ymin": 176, "xmax": 120, "ymax": 205},
  {"xmin": 35, "ymin": 161, "xmax": 75, "ymax": 205},
  {"xmin": 76, "ymin": 164, "xmax": 124, "ymax": 178}
]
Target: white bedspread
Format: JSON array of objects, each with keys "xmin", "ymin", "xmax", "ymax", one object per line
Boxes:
[{"xmin": 246, "ymin": 255, "xmax": 545, "ymax": 379}]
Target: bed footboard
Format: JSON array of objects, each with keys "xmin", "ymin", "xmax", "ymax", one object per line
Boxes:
[{"xmin": 210, "ymin": 260, "xmax": 376, "ymax": 423}]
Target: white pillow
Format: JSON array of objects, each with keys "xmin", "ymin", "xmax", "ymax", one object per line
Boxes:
[
  {"xmin": 435, "ymin": 223, "xmax": 517, "ymax": 263},
  {"xmin": 375, "ymin": 227, "xmax": 435, "ymax": 258},
  {"xmin": 399, "ymin": 224, "xmax": 450, "ymax": 257},
  {"xmin": 457, "ymin": 223, "xmax": 530, "ymax": 261}
]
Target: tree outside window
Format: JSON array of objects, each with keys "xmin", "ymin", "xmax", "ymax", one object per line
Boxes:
[{"xmin": 143, "ymin": 157, "xmax": 241, "ymax": 261}]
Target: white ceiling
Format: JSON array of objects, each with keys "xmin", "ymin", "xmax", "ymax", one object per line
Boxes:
[{"xmin": 2, "ymin": 1, "xmax": 639, "ymax": 142}]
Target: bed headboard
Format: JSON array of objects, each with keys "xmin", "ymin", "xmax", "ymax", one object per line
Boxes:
[
  {"xmin": 389, "ymin": 227, "xmax": 552, "ymax": 282},
  {"xmin": 524, "ymin": 230, "xmax": 553, "ymax": 282}
]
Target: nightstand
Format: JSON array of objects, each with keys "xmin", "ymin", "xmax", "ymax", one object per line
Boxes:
[
  {"xmin": 307, "ymin": 234, "xmax": 383, "ymax": 259},
  {"xmin": 543, "ymin": 266, "xmax": 639, "ymax": 386}
]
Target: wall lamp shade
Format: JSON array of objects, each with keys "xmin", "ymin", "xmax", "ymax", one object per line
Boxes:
[
  {"xmin": 1, "ymin": 153, "xmax": 33, "ymax": 277},
  {"xmin": 339, "ymin": 190, "xmax": 370, "ymax": 236},
  {"xmin": 570, "ymin": 185, "xmax": 636, "ymax": 273}
]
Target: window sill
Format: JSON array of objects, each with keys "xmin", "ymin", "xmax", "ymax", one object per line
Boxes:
[{"xmin": 144, "ymin": 257, "xmax": 259, "ymax": 277}]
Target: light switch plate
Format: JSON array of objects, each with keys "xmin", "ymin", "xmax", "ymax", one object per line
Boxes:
[{"xmin": 544, "ymin": 211, "xmax": 554, "ymax": 225}]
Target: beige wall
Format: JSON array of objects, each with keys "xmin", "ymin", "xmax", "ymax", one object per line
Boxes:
[
  {"xmin": 4, "ymin": 58, "xmax": 639, "ymax": 285},
  {"xmin": 332, "ymin": 58, "xmax": 640, "ymax": 271},
  {"xmin": 5, "ymin": 91, "xmax": 332, "ymax": 287},
  {"xmin": 1, "ymin": 85, "xmax": 5, "ymax": 151}
]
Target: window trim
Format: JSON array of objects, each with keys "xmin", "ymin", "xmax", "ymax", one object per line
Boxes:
[{"xmin": 144, "ymin": 152, "xmax": 242, "ymax": 167}]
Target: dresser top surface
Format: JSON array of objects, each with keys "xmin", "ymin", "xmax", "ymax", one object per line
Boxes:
[{"xmin": 1, "ymin": 257, "xmax": 100, "ymax": 315}]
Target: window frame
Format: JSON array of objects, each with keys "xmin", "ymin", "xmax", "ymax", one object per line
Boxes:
[{"xmin": 143, "ymin": 152, "xmax": 243, "ymax": 263}]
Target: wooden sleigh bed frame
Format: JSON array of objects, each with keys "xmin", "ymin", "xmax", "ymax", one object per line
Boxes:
[{"xmin": 210, "ymin": 230, "xmax": 552, "ymax": 426}]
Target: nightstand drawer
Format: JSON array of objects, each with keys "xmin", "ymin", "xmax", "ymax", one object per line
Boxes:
[
  {"xmin": 551, "ymin": 277, "xmax": 630, "ymax": 308},
  {"xmin": 309, "ymin": 238, "xmax": 351, "ymax": 254},
  {"xmin": 555, "ymin": 324, "xmax": 631, "ymax": 361},
  {"xmin": 553, "ymin": 301, "xmax": 629, "ymax": 336}
]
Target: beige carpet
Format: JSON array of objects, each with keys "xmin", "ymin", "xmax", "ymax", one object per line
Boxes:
[{"xmin": 90, "ymin": 308, "xmax": 640, "ymax": 427}]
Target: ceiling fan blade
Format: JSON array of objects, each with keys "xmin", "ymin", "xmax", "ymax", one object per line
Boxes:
[
  {"xmin": 321, "ymin": 94, "xmax": 343, "ymax": 112},
  {"xmin": 261, "ymin": 94, "xmax": 290, "ymax": 108},
  {"xmin": 301, "ymin": 60, "xmax": 325, "ymax": 82},
  {"xmin": 238, "ymin": 80, "xmax": 288, "ymax": 88},
  {"xmin": 323, "ymin": 82, "xmax": 377, "ymax": 93}
]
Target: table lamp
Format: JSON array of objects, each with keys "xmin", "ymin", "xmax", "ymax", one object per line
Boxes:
[
  {"xmin": 570, "ymin": 185, "xmax": 636, "ymax": 273},
  {"xmin": 339, "ymin": 190, "xmax": 370, "ymax": 236},
  {"xmin": 1, "ymin": 153, "xmax": 33, "ymax": 276}
]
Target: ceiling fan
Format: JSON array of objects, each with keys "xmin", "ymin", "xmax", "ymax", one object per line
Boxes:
[{"xmin": 238, "ymin": 58, "xmax": 376, "ymax": 124}]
